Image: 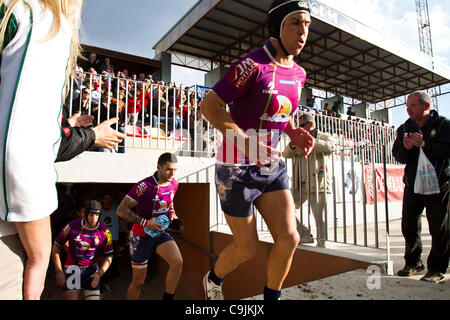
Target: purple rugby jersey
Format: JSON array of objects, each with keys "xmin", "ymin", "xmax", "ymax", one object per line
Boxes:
[
  {"xmin": 213, "ymin": 42, "xmax": 307, "ymax": 165},
  {"xmin": 127, "ymin": 172, "xmax": 178, "ymax": 237},
  {"xmin": 54, "ymin": 219, "xmax": 114, "ymax": 268}
]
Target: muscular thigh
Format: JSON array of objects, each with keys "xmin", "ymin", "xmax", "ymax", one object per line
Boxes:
[
  {"xmin": 156, "ymin": 240, "xmax": 182, "ymax": 265},
  {"xmin": 254, "ymin": 189, "xmax": 297, "ymax": 241}
]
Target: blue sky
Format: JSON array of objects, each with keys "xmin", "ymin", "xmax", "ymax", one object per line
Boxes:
[{"xmin": 81, "ymin": 0, "xmax": 450, "ymax": 126}]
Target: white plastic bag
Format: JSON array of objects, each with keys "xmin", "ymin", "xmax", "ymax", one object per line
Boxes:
[{"xmin": 414, "ymin": 148, "xmax": 440, "ymax": 195}]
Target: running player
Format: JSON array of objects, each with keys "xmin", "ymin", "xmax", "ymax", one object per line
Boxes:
[
  {"xmin": 200, "ymin": 0, "xmax": 314, "ymax": 300},
  {"xmin": 117, "ymin": 152, "xmax": 183, "ymax": 300},
  {"xmin": 51, "ymin": 200, "xmax": 114, "ymax": 300}
]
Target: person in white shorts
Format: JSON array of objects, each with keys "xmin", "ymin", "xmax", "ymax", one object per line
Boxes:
[{"xmin": 0, "ymin": 0, "xmax": 83, "ymax": 300}]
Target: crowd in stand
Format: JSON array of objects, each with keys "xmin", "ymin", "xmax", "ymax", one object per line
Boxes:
[{"xmin": 64, "ymin": 53, "xmax": 212, "ymax": 153}]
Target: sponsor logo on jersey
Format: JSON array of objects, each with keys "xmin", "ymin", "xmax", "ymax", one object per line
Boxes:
[
  {"xmin": 260, "ymin": 95, "xmax": 293, "ymax": 123},
  {"xmin": 135, "ymin": 182, "xmax": 147, "ymax": 197},
  {"xmin": 262, "ymin": 81, "xmax": 279, "ymax": 95},
  {"xmin": 228, "ymin": 58, "xmax": 258, "ymax": 91}
]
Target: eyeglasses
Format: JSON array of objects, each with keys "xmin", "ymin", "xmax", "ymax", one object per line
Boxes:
[{"xmin": 83, "ymin": 91, "xmax": 90, "ymax": 95}]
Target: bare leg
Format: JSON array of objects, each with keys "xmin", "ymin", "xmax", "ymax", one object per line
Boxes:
[
  {"xmin": 254, "ymin": 189, "xmax": 299, "ymax": 290},
  {"xmin": 156, "ymin": 240, "xmax": 183, "ymax": 294},
  {"xmin": 213, "ymin": 214, "xmax": 259, "ymax": 279},
  {"xmin": 127, "ymin": 266, "xmax": 147, "ymax": 300},
  {"xmin": 15, "ymin": 216, "xmax": 52, "ymax": 300}
]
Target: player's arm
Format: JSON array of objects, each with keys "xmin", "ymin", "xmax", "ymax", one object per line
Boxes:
[
  {"xmin": 51, "ymin": 227, "xmax": 70, "ymax": 288},
  {"xmin": 199, "ymin": 91, "xmax": 242, "ymax": 137},
  {"xmin": 90, "ymin": 256, "xmax": 113, "ymax": 289},
  {"xmin": 117, "ymin": 195, "xmax": 142, "ymax": 225},
  {"xmin": 200, "ymin": 91, "xmax": 281, "ymax": 167},
  {"xmin": 117, "ymin": 195, "xmax": 162, "ymax": 231}
]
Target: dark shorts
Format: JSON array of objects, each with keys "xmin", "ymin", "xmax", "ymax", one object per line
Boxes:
[
  {"xmin": 215, "ymin": 160, "xmax": 290, "ymax": 218},
  {"xmin": 129, "ymin": 231, "xmax": 173, "ymax": 268},
  {"xmin": 63, "ymin": 264, "xmax": 100, "ymax": 291}
]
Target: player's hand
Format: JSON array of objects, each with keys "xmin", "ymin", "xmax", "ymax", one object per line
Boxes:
[
  {"xmin": 55, "ymin": 270, "xmax": 66, "ymax": 288},
  {"xmin": 92, "ymin": 117, "xmax": 126, "ymax": 149},
  {"xmin": 285, "ymin": 127, "xmax": 314, "ymax": 158},
  {"xmin": 146, "ymin": 217, "xmax": 165, "ymax": 231},
  {"xmin": 245, "ymin": 131, "xmax": 281, "ymax": 171},
  {"xmin": 90, "ymin": 272, "xmax": 102, "ymax": 289}
]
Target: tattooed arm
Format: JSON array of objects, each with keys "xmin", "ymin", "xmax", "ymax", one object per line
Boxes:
[
  {"xmin": 117, "ymin": 195, "xmax": 141, "ymax": 225},
  {"xmin": 117, "ymin": 195, "xmax": 164, "ymax": 231}
]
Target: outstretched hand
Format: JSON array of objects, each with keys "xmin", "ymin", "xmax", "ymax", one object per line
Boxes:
[
  {"xmin": 92, "ymin": 117, "xmax": 126, "ymax": 149},
  {"xmin": 67, "ymin": 111, "xmax": 94, "ymax": 127}
]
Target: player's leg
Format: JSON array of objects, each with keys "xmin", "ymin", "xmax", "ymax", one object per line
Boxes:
[
  {"xmin": 254, "ymin": 189, "xmax": 299, "ymax": 297},
  {"xmin": 203, "ymin": 214, "xmax": 258, "ymax": 300},
  {"xmin": 127, "ymin": 266, "xmax": 147, "ymax": 300},
  {"xmin": 156, "ymin": 240, "xmax": 183, "ymax": 298},
  {"xmin": 62, "ymin": 289, "xmax": 81, "ymax": 300},
  {"xmin": 127, "ymin": 232, "xmax": 150, "ymax": 300},
  {"xmin": 213, "ymin": 214, "xmax": 259, "ymax": 278}
]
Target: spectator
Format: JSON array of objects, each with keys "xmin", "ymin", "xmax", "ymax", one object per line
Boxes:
[
  {"xmin": 82, "ymin": 52, "xmax": 100, "ymax": 73},
  {"xmin": 0, "ymin": 0, "xmax": 83, "ymax": 300},
  {"xmin": 392, "ymin": 90, "xmax": 450, "ymax": 283},
  {"xmin": 283, "ymin": 112, "xmax": 335, "ymax": 248},
  {"xmin": 100, "ymin": 57, "xmax": 114, "ymax": 73}
]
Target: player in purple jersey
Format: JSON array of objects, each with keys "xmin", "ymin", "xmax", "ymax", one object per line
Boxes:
[
  {"xmin": 117, "ymin": 152, "xmax": 183, "ymax": 300},
  {"xmin": 51, "ymin": 200, "xmax": 114, "ymax": 300},
  {"xmin": 200, "ymin": 0, "xmax": 314, "ymax": 300}
]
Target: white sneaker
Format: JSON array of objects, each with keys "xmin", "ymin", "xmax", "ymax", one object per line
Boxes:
[{"xmin": 203, "ymin": 271, "xmax": 224, "ymax": 300}]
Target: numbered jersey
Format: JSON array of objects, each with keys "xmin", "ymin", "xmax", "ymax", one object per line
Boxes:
[
  {"xmin": 54, "ymin": 219, "xmax": 114, "ymax": 268},
  {"xmin": 213, "ymin": 41, "xmax": 307, "ymax": 165}
]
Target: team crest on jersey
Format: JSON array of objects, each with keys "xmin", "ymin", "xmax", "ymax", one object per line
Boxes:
[
  {"xmin": 154, "ymin": 200, "xmax": 169, "ymax": 214},
  {"xmin": 135, "ymin": 182, "xmax": 147, "ymax": 197},
  {"xmin": 260, "ymin": 95, "xmax": 292, "ymax": 123},
  {"xmin": 228, "ymin": 58, "xmax": 258, "ymax": 91}
]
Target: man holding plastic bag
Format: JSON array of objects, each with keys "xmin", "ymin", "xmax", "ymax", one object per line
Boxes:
[{"xmin": 392, "ymin": 90, "xmax": 450, "ymax": 284}]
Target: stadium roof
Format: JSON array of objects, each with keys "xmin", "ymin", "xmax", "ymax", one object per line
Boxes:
[{"xmin": 153, "ymin": 0, "xmax": 450, "ymax": 104}]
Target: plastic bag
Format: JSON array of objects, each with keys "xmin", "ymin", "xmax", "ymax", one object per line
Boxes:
[{"xmin": 414, "ymin": 148, "xmax": 440, "ymax": 195}]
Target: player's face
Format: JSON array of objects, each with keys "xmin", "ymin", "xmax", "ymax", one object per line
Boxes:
[
  {"xmin": 157, "ymin": 162, "xmax": 177, "ymax": 183},
  {"xmin": 406, "ymin": 95, "xmax": 429, "ymax": 122},
  {"xmin": 280, "ymin": 11, "xmax": 311, "ymax": 56},
  {"xmin": 85, "ymin": 212, "xmax": 100, "ymax": 228}
]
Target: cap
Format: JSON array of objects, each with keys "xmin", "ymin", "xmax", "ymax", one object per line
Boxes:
[
  {"xmin": 268, "ymin": 0, "xmax": 311, "ymax": 56},
  {"xmin": 84, "ymin": 200, "xmax": 101, "ymax": 214}
]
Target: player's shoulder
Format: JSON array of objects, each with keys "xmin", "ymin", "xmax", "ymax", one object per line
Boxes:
[
  {"xmin": 97, "ymin": 222, "xmax": 109, "ymax": 233},
  {"xmin": 68, "ymin": 218, "xmax": 83, "ymax": 229},
  {"xmin": 292, "ymin": 61, "xmax": 307, "ymax": 75}
]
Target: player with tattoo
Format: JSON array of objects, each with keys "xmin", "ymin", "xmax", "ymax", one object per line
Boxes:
[{"xmin": 117, "ymin": 152, "xmax": 183, "ymax": 300}]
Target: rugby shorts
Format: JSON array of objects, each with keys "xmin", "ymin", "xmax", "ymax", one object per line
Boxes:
[{"xmin": 215, "ymin": 160, "xmax": 290, "ymax": 218}]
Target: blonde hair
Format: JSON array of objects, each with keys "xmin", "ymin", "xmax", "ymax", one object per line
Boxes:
[{"xmin": 0, "ymin": 0, "xmax": 83, "ymax": 97}]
